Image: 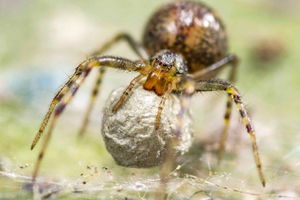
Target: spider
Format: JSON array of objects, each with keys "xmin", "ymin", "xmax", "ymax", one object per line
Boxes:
[{"xmin": 30, "ymin": 0, "xmax": 266, "ymax": 187}]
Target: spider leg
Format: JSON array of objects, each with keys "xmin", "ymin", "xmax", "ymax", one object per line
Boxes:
[
  {"xmin": 77, "ymin": 67, "xmax": 105, "ymax": 137},
  {"xmin": 195, "ymin": 79, "xmax": 266, "ymax": 187},
  {"xmin": 156, "ymin": 79, "xmax": 195, "ymax": 200},
  {"xmin": 217, "ymin": 56, "xmax": 239, "ymax": 162},
  {"xmin": 32, "ymin": 74, "xmax": 86, "ymax": 182},
  {"xmin": 112, "ymin": 74, "xmax": 144, "ymax": 112},
  {"xmin": 192, "ymin": 54, "xmax": 238, "ymax": 80},
  {"xmin": 31, "ymin": 56, "xmax": 145, "ymax": 182},
  {"xmin": 78, "ymin": 33, "xmax": 148, "ymax": 137},
  {"xmin": 155, "ymin": 84, "xmax": 173, "ymax": 130},
  {"xmin": 155, "ymin": 96, "xmax": 168, "ymax": 130},
  {"xmin": 218, "ymin": 94, "xmax": 233, "ymax": 162},
  {"xmin": 91, "ymin": 32, "xmax": 148, "ymax": 59},
  {"xmin": 192, "ymin": 54, "xmax": 240, "ymax": 163},
  {"xmin": 31, "ymin": 70, "xmax": 84, "ymax": 150},
  {"xmin": 174, "ymin": 79, "xmax": 195, "ymax": 137}
]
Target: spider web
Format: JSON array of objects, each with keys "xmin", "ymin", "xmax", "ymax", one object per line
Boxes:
[{"xmin": 0, "ymin": 163, "xmax": 298, "ymax": 200}]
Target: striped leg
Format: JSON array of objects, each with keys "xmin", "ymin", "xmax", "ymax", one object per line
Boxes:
[
  {"xmin": 218, "ymin": 56, "xmax": 238, "ymax": 162},
  {"xmin": 32, "ymin": 74, "xmax": 87, "ymax": 181},
  {"xmin": 195, "ymin": 79, "xmax": 266, "ymax": 187},
  {"xmin": 31, "ymin": 69, "xmax": 85, "ymax": 150},
  {"xmin": 91, "ymin": 32, "xmax": 148, "ymax": 59},
  {"xmin": 77, "ymin": 67, "xmax": 105, "ymax": 137},
  {"xmin": 31, "ymin": 56, "xmax": 145, "ymax": 182},
  {"xmin": 192, "ymin": 54, "xmax": 238, "ymax": 80},
  {"xmin": 155, "ymin": 96, "xmax": 168, "ymax": 130},
  {"xmin": 112, "ymin": 74, "xmax": 144, "ymax": 113},
  {"xmin": 192, "ymin": 54, "xmax": 239, "ymax": 162},
  {"xmin": 154, "ymin": 84, "xmax": 173, "ymax": 130},
  {"xmin": 217, "ymin": 94, "xmax": 232, "ymax": 162},
  {"xmin": 78, "ymin": 33, "xmax": 148, "ymax": 137}
]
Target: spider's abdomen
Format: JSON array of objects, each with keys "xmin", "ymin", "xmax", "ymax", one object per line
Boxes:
[{"xmin": 142, "ymin": 1, "xmax": 228, "ymax": 73}]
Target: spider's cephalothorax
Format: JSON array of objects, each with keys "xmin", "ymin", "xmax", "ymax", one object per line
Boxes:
[
  {"xmin": 31, "ymin": 0, "xmax": 266, "ymax": 187},
  {"xmin": 143, "ymin": 50, "xmax": 188, "ymax": 96}
]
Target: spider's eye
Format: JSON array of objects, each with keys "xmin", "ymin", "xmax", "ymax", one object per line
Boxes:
[{"xmin": 150, "ymin": 50, "xmax": 188, "ymax": 74}]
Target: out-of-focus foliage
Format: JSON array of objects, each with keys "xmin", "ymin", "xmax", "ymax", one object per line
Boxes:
[{"xmin": 1, "ymin": 0, "xmax": 300, "ymax": 199}]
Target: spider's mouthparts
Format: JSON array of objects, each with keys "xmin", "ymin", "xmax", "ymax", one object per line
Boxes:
[{"xmin": 143, "ymin": 71, "xmax": 168, "ymax": 96}]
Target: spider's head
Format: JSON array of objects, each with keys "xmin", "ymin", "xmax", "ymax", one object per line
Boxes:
[
  {"xmin": 143, "ymin": 50, "xmax": 188, "ymax": 95},
  {"xmin": 150, "ymin": 49, "xmax": 188, "ymax": 75}
]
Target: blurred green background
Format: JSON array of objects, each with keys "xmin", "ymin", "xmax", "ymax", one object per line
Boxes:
[{"xmin": 1, "ymin": 0, "xmax": 300, "ymax": 199}]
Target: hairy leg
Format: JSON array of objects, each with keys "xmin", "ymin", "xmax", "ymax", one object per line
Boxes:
[
  {"xmin": 91, "ymin": 32, "xmax": 148, "ymax": 59},
  {"xmin": 195, "ymin": 79, "xmax": 266, "ymax": 187},
  {"xmin": 192, "ymin": 54, "xmax": 240, "ymax": 162},
  {"xmin": 154, "ymin": 84, "xmax": 173, "ymax": 130},
  {"xmin": 77, "ymin": 67, "xmax": 105, "ymax": 137},
  {"xmin": 31, "ymin": 56, "xmax": 145, "ymax": 182},
  {"xmin": 31, "ymin": 69, "xmax": 86, "ymax": 150},
  {"xmin": 32, "ymin": 73, "xmax": 87, "ymax": 181},
  {"xmin": 78, "ymin": 33, "xmax": 148, "ymax": 137},
  {"xmin": 192, "ymin": 54, "xmax": 238, "ymax": 80},
  {"xmin": 218, "ymin": 94, "xmax": 233, "ymax": 162},
  {"xmin": 218, "ymin": 56, "xmax": 239, "ymax": 162},
  {"xmin": 112, "ymin": 74, "xmax": 144, "ymax": 112}
]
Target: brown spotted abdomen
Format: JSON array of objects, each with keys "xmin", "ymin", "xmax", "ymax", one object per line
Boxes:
[{"xmin": 142, "ymin": 1, "xmax": 228, "ymax": 74}]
